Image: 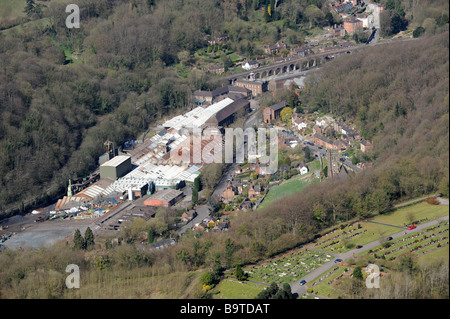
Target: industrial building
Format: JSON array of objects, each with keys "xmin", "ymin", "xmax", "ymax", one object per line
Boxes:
[
  {"xmin": 263, "ymin": 101, "xmax": 287, "ymax": 124},
  {"xmin": 144, "ymin": 189, "xmax": 184, "ymax": 207},
  {"xmin": 100, "ymin": 155, "xmax": 132, "ymax": 180},
  {"xmin": 163, "ymin": 98, "xmax": 235, "ymax": 131},
  {"xmin": 205, "ymin": 98, "xmax": 250, "ymax": 128}
]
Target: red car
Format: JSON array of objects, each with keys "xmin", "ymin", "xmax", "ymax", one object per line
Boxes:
[{"xmin": 407, "ymin": 224, "xmax": 416, "ymax": 230}]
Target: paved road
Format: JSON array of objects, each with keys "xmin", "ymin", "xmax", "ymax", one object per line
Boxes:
[
  {"xmin": 290, "ymin": 213, "xmax": 450, "ymax": 296},
  {"xmin": 212, "ymin": 106, "xmax": 261, "ymax": 201},
  {"xmin": 178, "ymin": 204, "xmax": 210, "ymax": 235}
]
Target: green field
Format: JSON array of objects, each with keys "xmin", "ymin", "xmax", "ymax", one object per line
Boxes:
[
  {"xmin": 213, "ymin": 279, "xmax": 266, "ymax": 299},
  {"xmin": 258, "ymin": 160, "xmax": 320, "ymax": 210},
  {"xmin": 308, "ymin": 266, "xmax": 348, "ymax": 299}
]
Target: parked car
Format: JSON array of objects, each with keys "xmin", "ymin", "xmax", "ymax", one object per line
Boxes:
[
  {"xmin": 299, "ymin": 280, "xmax": 307, "ymax": 286},
  {"xmin": 387, "ymin": 236, "xmax": 393, "ymax": 241},
  {"xmin": 334, "ymin": 259, "xmax": 343, "ymax": 263},
  {"xmin": 356, "ymin": 245, "xmax": 363, "ymax": 249},
  {"xmin": 407, "ymin": 224, "xmax": 416, "ymax": 230}
]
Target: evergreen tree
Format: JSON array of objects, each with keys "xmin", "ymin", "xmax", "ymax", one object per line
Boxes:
[
  {"xmin": 24, "ymin": 0, "xmax": 36, "ymax": 18},
  {"xmin": 192, "ymin": 187, "xmax": 198, "ymax": 205},
  {"xmin": 353, "ymin": 266, "xmax": 364, "ymax": 280},
  {"xmin": 73, "ymin": 229, "xmax": 85, "ymax": 250},
  {"xmin": 84, "ymin": 227, "xmax": 95, "ymax": 249},
  {"xmin": 194, "ymin": 176, "xmax": 202, "ymax": 192},
  {"xmin": 235, "ymin": 264, "xmax": 247, "ymax": 281},
  {"xmin": 147, "ymin": 228, "xmax": 155, "ymax": 243}
]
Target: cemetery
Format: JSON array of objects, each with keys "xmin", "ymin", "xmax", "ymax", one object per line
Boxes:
[{"xmin": 245, "ymin": 250, "xmax": 330, "ymax": 285}]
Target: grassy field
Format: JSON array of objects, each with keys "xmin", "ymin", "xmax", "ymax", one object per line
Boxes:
[
  {"xmin": 308, "ymin": 266, "xmax": 348, "ymax": 299},
  {"xmin": 258, "ymin": 161, "xmax": 320, "ymax": 210},
  {"xmin": 213, "ymin": 279, "xmax": 266, "ymax": 299},
  {"xmin": 417, "ymin": 245, "xmax": 449, "ymax": 266}
]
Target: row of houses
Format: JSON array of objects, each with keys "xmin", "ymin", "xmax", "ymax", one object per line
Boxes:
[
  {"xmin": 328, "ymin": 0, "xmax": 384, "ymax": 35},
  {"xmin": 193, "ymin": 216, "xmax": 230, "ymax": 233},
  {"xmin": 293, "ymin": 113, "xmax": 373, "ymax": 153}
]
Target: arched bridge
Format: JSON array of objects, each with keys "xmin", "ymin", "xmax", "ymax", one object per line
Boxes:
[{"xmin": 221, "ymin": 45, "xmax": 362, "ymax": 84}]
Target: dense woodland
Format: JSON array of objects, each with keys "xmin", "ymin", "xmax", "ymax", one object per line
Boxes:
[
  {"xmin": 0, "ymin": 0, "xmax": 448, "ymax": 216},
  {"xmin": 0, "ymin": 0, "xmax": 448, "ymax": 299}
]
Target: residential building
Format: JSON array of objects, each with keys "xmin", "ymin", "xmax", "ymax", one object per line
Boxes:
[
  {"xmin": 181, "ymin": 209, "xmax": 197, "ymax": 223},
  {"xmin": 242, "ymin": 60, "xmax": 260, "ymax": 70},
  {"xmin": 292, "ymin": 113, "xmax": 308, "ymax": 131},
  {"xmin": 248, "ymin": 182, "xmax": 263, "ymax": 198},
  {"xmin": 238, "ymin": 199, "xmax": 254, "ymax": 211},
  {"xmin": 313, "ymin": 133, "xmax": 339, "ymax": 150},
  {"xmin": 207, "ymin": 34, "xmax": 229, "ymax": 45},
  {"xmin": 264, "ymin": 40, "xmax": 287, "ymax": 55},
  {"xmin": 208, "ymin": 65, "xmax": 225, "ymax": 74},
  {"xmin": 330, "ymin": 1, "xmax": 353, "ymax": 13},
  {"xmin": 299, "ymin": 166, "xmax": 309, "ymax": 175},
  {"xmin": 344, "ymin": 17, "xmax": 363, "ymax": 35},
  {"xmin": 360, "ymin": 139, "xmax": 373, "ymax": 153},
  {"xmin": 289, "ymin": 46, "xmax": 312, "ymax": 57},
  {"xmin": 222, "ymin": 182, "xmax": 238, "ymax": 203}
]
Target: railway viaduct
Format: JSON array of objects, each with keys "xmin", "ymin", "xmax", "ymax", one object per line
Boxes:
[{"xmin": 219, "ymin": 45, "xmax": 363, "ymax": 84}]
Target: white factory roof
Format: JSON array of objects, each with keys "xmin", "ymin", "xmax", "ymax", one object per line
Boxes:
[
  {"xmin": 101, "ymin": 155, "xmax": 131, "ymax": 167},
  {"xmin": 163, "ymin": 98, "xmax": 234, "ymax": 130},
  {"xmin": 102, "ymin": 163, "xmax": 201, "ymax": 196}
]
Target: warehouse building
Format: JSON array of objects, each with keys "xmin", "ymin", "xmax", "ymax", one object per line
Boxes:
[
  {"xmin": 205, "ymin": 98, "xmax": 250, "ymax": 128},
  {"xmin": 100, "ymin": 155, "xmax": 132, "ymax": 180},
  {"xmin": 144, "ymin": 189, "xmax": 184, "ymax": 207}
]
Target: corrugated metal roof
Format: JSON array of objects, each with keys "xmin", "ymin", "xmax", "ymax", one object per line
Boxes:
[{"xmin": 101, "ymin": 155, "xmax": 131, "ymax": 168}]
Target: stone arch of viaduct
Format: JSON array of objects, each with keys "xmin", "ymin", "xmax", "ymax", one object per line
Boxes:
[{"xmin": 230, "ymin": 56, "xmax": 323, "ymax": 83}]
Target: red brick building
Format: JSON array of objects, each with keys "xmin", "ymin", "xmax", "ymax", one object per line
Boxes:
[
  {"xmin": 344, "ymin": 17, "xmax": 363, "ymax": 35},
  {"xmin": 234, "ymin": 79, "xmax": 267, "ymax": 97},
  {"xmin": 313, "ymin": 133, "xmax": 339, "ymax": 150},
  {"xmin": 263, "ymin": 101, "xmax": 287, "ymax": 124}
]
